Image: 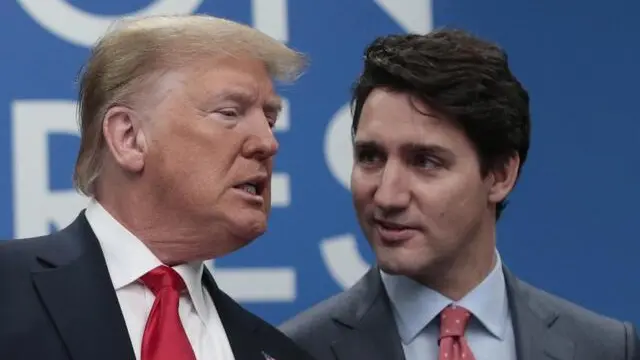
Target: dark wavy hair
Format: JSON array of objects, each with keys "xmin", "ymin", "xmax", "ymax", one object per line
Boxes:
[{"xmin": 351, "ymin": 29, "xmax": 531, "ymax": 220}]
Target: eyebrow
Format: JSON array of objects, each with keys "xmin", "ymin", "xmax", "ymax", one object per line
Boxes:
[
  {"xmin": 212, "ymin": 89, "xmax": 282, "ymax": 113},
  {"xmin": 264, "ymin": 97, "xmax": 283, "ymax": 114},
  {"xmin": 353, "ymin": 140, "xmax": 381, "ymax": 150},
  {"xmin": 400, "ymin": 143, "xmax": 453, "ymax": 157},
  {"xmin": 354, "ymin": 139, "xmax": 453, "ymax": 157}
]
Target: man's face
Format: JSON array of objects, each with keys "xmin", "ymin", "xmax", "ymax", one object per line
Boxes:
[
  {"xmin": 351, "ymin": 88, "xmax": 499, "ymax": 280},
  {"xmin": 142, "ymin": 56, "xmax": 281, "ymax": 253}
]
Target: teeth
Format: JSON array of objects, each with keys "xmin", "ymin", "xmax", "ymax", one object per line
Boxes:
[{"xmin": 239, "ymin": 184, "xmax": 257, "ymax": 195}]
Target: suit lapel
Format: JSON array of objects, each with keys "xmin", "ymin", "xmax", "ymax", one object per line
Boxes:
[
  {"xmin": 202, "ymin": 268, "xmax": 265, "ymax": 360},
  {"xmin": 31, "ymin": 213, "xmax": 135, "ymax": 360},
  {"xmin": 330, "ymin": 268, "xmax": 406, "ymax": 360},
  {"xmin": 505, "ymin": 268, "xmax": 575, "ymax": 360}
]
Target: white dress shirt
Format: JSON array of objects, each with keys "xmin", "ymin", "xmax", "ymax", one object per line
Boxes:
[
  {"xmin": 85, "ymin": 199, "xmax": 235, "ymax": 360},
  {"xmin": 380, "ymin": 252, "xmax": 517, "ymax": 360}
]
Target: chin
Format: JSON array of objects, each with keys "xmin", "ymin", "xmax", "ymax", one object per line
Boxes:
[
  {"xmin": 213, "ymin": 227, "xmax": 263, "ymax": 258},
  {"xmin": 232, "ymin": 216, "xmax": 268, "ymax": 241},
  {"xmin": 378, "ymin": 258, "xmax": 418, "ymax": 277},
  {"xmin": 374, "ymin": 244, "xmax": 435, "ymax": 279},
  {"xmin": 225, "ymin": 236, "xmax": 257, "ymax": 255}
]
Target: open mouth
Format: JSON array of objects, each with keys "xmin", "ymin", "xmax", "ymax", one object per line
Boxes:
[
  {"xmin": 233, "ymin": 175, "xmax": 267, "ymax": 198},
  {"xmin": 236, "ymin": 182, "xmax": 261, "ymax": 196}
]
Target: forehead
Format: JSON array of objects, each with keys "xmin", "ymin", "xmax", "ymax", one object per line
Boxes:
[
  {"xmin": 162, "ymin": 56, "xmax": 279, "ymax": 103},
  {"xmin": 355, "ymin": 88, "xmax": 466, "ymax": 150}
]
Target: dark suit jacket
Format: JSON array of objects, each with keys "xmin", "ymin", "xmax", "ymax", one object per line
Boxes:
[
  {"xmin": 280, "ymin": 267, "xmax": 640, "ymax": 360},
  {"xmin": 0, "ymin": 212, "xmax": 314, "ymax": 360}
]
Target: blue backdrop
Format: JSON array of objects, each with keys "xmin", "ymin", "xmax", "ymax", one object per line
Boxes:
[{"xmin": 2, "ymin": 0, "xmax": 638, "ymax": 326}]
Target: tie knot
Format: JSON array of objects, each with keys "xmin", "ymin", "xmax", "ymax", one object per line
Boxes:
[
  {"xmin": 140, "ymin": 266, "xmax": 186, "ymax": 296},
  {"xmin": 439, "ymin": 304, "xmax": 472, "ymax": 339}
]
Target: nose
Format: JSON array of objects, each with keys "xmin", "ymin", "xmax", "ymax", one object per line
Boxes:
[
  {"xmin": 373, "ymin": 161, "xmax": 410, "ymax": 213},
  {"xmin": 242, "ymin": 117, "xmax": 279, "ymax": 161}
]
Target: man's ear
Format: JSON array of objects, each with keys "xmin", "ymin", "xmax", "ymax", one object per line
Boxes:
[
  {"xmin": 102, "ymin": 106, "xmax": 148, "ymax": 173},
  {"xmin": 486, "ymin": 154, "xmax": 520, "ymax": 205}
]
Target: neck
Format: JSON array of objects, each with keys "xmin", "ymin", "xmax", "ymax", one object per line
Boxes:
[
  {"xmin": 413, "ymin": 218, "xmax": 497, "ymax": 301},
  {"xmin": 94, "ymin": 182, "xmax": 226, "ymax": 266}
]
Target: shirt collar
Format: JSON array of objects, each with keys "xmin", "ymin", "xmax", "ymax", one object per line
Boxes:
[
  {"xmin": 380, "ymin": 251, "xmax": 509, "ymax": 344},
  {"xmin": 85, "ymin": 199, "xmax": 210, "ymax": 321},
  {"xmin": 172, "ymin": 261, "xmax": 210, "ymax": 322}
]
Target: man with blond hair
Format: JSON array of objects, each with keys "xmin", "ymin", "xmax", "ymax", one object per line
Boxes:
[{"xmin": 0, "ymin": 14, "xmax": 313, "ymax": 360}]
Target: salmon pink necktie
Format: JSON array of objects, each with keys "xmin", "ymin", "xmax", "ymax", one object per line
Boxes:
[{"xmin": 438, "ymin": 305, "xmax": 476, "ymax": 360}]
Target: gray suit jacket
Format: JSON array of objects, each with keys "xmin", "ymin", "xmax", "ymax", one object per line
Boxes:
[{"xmin": 280, "ymin": 267, "xmax": 640, "ymax": 360}]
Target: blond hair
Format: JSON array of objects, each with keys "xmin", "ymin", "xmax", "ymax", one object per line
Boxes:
[{"xmin": 74, "ymin": 14, "xmax": 307, "ymax": 196}]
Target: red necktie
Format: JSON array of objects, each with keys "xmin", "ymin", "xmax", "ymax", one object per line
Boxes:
[
  {"xmin": 140, "ymin": 266, "xmax": 196, "ymax": 360},
  {"xmin": 438, "ymin": 305, "xmax": 476, "ymax": 360}
]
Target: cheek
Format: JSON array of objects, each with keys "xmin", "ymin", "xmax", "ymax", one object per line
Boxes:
[
  {"xmin": 148, "ymin": 123, "xmax": 243, "ymax": 192},
  {"xmin": 350, "ymin": 172, "xmax": 374, "ymax": 212},
  {"xmin": 415, "ymin": 175, "xmax": 485, "ymax": 221}
]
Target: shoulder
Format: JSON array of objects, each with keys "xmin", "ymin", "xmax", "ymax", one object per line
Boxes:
[
  {"xmin": 520, "ymin": 277, "xmax": 628, "ymax": 329},
  {"xmin": 278, "ymin": 289, "xmax": 361, "ymax": 360},
  {"xmin": 279, "ymin": 269, "xmax": 381, "ymax": 348},
  {"xmin": 254, "ymin": 315, "xmax": 317, "ymax": 360},
  {"xmin": 0, "ymin": 235, "xmax": 58, "ymax": 320},
  {"xmin": 0, "ymin": 213, "xmax": 87, "ymax": 269},
  {"xmin": 0, "ymin": 229, "xmax": 78, "ymax": 289},
  {"xmin": 280, "ymin": 290, "xmax": 350, "ymax": 340},
  {"xmin": 0, "ymin": 235, "xmax": 53, "ymax": 270},
  {"xmin": 212, "ymin": 289, "xmax": 316, "ymax": 360},
  {"xmin": 514, "ymin": 276, "xmax": 638, "ymax": 357}
]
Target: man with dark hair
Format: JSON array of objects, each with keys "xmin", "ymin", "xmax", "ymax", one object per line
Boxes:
[{"xmin": 280, "ymin": 29, "xmax": 639, "ymax": 360}]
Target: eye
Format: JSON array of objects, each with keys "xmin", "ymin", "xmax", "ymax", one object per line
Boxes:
[
  {"xmin": 217, "ymin": 108, "xmax": 239, "ymax": 117},
  {"xmin": 265, "ymin": 111, "xmax": 279, "ymax": 128},
  {"xmin": 355, "ymin": 148, "xmax": 384, "ymax": 166},
  {"xmin": 411, "ymin": 152, "xmax": 442, "ymax": 169}
]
